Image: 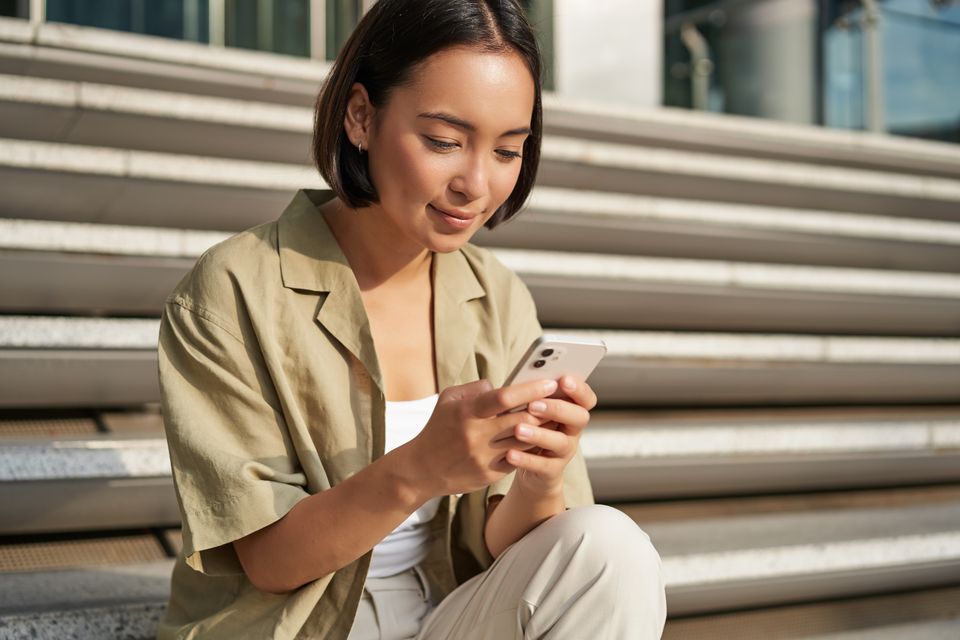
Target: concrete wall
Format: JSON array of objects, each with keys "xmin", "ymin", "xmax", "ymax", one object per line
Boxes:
[{"xmin": 553, "ymin": 0, "xmax": 662, "ymax": 109}]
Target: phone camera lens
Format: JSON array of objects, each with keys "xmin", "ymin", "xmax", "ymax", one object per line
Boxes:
[
  {"xmin": 541, "ymin": 349, "xmax": 554, "ymax": 357},
  {"xmin": 533, "ymin": 359, "xmax": 546, "ymax": 368}
]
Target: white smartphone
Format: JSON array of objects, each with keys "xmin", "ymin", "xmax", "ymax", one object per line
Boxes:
[{"xmin": 502, "ymin": 334, "xmax": 607, "ymax": 413}]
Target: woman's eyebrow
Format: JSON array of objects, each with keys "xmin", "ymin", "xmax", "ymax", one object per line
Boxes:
[{"xmin": 417, "ymin": 111, "xmax": 531, "ymax": 137}]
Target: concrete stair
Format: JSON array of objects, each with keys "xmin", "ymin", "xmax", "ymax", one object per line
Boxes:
[{"xmin": 1, "ymin": 16, "xmax": 959, "ymax": 639}]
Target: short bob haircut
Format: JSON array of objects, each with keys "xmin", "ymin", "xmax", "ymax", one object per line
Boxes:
[{"xmin": 312, "ymin": 0, "xmax": 543, "ymax": 230}]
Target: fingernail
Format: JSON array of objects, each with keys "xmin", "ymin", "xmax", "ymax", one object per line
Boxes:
[
  {"xmin": 517, "ymin": 425, "xmax": 532, "ymax": 437},
  {"xmin": 529, "ymin": 400, "xmax": 546, "ymax": 413},
  {"xmin": 563, "ymin": 377, "xmax": 576, "ymax": 391},
  {"xmin": 543, "ymin": 380, "xmax": 558, "ymax": 394}
]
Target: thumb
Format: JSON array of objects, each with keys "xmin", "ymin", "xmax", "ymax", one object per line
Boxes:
[{"xmin": 441, "ymin": 379, "xmax": 494, "ymax": 404}]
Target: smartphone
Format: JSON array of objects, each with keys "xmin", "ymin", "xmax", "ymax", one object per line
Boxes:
[{"xmin": 502, "ymin": 334, "xmax": 607, "ymax": 413}]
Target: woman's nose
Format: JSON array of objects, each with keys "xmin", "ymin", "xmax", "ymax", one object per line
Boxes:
[{"xmin": 449, "ymin": 150, "xmax": 490, "ymax": 202}]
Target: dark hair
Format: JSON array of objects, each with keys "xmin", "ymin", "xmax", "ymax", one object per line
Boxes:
[{"xmin": 312, "ymin": 0, "xmax": 543, "ymax": 230}]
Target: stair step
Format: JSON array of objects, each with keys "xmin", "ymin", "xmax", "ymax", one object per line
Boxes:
[
  {"xmin": 544, "ymin": 96, "xmax": 960, "ymax": 180},
  {"xmin": 588, "ymin": 407, "xmax": 960, "ymax": 500},
  {"xmin": 629, "ymin": 490, "xmax": 960, "ymax": 615},
  {"xmin": 2, "ymin": 316, "xmax": 958, "ymax": 407},
  {"xmin": 1, "ymin": 489, "xmax": 957, "ymax": 626},
  {"xmin": 476, "ymin": 189, "xmax": 960, "ymax": 273},
  {"xmin": 0, "ymin": 603, "xmax": 164, "ymax": 640},
  {"xmin": 3, "ymin": 19, "xmax": 957, "ymax": 178},
  {"xmin": 0, "ymin": 430, "xmax": 178, "ymax": 533},
  {"xmin": 0, "ymin": 414, "xmax": 100, "ymax": 438},
  {"xmin": 0, "ymin": 17, "xmax": 321, "ymax": 106},
  {"xmin": 0, "ymin": 532, "xmax": 168, "ymax": 573},
  {"xmin": 662, "ymin": 585, "xmax": 960, "ymax": 639},
  {"xmin": 0, "ymin": 72, "xmax": 314, "ymax": 164},
  {"xmin": 0, "ymin": 138, "xmax": 317, "ymax": 230},
  {"xmin": 6, "ymin": 185, "xmax": 960, "ymax": 273},
  {"xmin": 3, "ymin": 220, "xmax": 960, "ymax": 333},
  {"xmin": 499, "ymin": 248, "xmax": 960, "ymax": 335},
  {"xmin": 3, "ymin": 138, "xmax": 959, "ymax": 233},
  {"xmin": 0, "ymin": 560, "xmax": 173, "ymax": 616},
  {"xmin": 3, "ymin": 411, "xmax": 958, "ymax": 531},
  {"xmin": 5, "ymin": 72, "xmax": 960, "ymax": 186},
  {"xmin": 540, "ymin": 136, "xmax": 960, "ymax": 220}
]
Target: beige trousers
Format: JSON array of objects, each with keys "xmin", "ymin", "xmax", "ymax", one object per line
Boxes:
[{"xmin": 347, "ymin": 505, "xmax": 667, "ymax": 640}]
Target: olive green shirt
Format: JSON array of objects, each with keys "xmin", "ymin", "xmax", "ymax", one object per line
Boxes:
[{"xmin": 156, "ymin": 189, "xmax": 594, "ymax": 639}]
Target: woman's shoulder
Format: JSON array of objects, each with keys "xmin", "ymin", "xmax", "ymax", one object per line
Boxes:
[{"xmin": 165, "ymin": 220, "xmax": 280, "ymax": 321}]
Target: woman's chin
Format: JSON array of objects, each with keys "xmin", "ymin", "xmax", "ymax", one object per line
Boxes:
[{"xmin": 426, "ymin": 234, "xmax": 473, "ymax": 253}]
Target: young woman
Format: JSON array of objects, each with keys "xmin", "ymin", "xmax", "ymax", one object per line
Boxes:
[{"xmin": 157, "ymin": 1, "xmax": 666, "ymax": 638}]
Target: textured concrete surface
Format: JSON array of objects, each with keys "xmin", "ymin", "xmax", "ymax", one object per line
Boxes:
[
  {"xmin": 807, "ymin": 616, "xmax": 960, "ymax": 640},
  {"xmin": 582, "ymin": 418, "xmax": 960, "ymax": 459},
  {"xmin": 0, "ymin": 316, "xmax": 158, "ymax": 349},
  {"xmin": 4, "ymin": 315, "xmax": 960, "ymax": 364},
  {"xmin": 0, "ymin": 602, "xmax": 163, "ymax": 640},
  {"xmin": 498, "ymin": 247, "xmax": 960, "ymax": 297},
  {"xmin": 0, "ymin": 438, "xmax": 170, "ymax": 481},
  {"xmin": 0, "ymin": 562, "xmax": 173, "ymax": 613},
  {"xmin": 526, "ymin": 187, "xmax": 960, "ymax": 244}
]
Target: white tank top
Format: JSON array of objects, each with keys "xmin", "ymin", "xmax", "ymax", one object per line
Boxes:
[{"xmin": 367, "ymin": 392, "xmax": 443, "ymax": 578}]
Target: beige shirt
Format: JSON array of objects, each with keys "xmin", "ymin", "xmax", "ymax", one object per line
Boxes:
[{"xmin": 156, "ymin": 189, "xmax": 595, "ymax": 639}]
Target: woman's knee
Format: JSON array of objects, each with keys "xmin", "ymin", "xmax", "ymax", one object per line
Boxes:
[{"xmin": 551, "ymin": 505, "xmax": 662, "ymax": 571}]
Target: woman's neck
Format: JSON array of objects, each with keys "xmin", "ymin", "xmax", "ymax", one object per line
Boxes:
[{"xmin": 318, "ymin": 198, "xmax": 432, "ymax": 292}]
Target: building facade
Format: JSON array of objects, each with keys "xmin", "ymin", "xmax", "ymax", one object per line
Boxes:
[{"xmin": 3, "ymin": 0, "xmax": 956, "ymax": 143}]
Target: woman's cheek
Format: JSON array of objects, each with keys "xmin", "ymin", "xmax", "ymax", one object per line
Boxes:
[{"xmin": 403, "ymin": 143, "xmax": 451, "ymax": 188}]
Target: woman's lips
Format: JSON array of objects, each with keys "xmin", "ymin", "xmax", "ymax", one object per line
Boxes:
[{"xmin": 429, "ymin": 204, "xmax": 474, "ymax": 229}]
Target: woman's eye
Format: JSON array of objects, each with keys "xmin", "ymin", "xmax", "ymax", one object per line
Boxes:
[
  {"xmin": 425, "ymin": 137, "xmax": 457, "ymax": 150},
  {"xmin": 425, "ymin": 136, "xmax": 521, "ymax": 161}
]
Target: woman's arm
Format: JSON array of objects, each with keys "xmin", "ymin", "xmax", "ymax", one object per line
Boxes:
[
  {"xmin": 234, "ymin": 377, "xmax": 557, "ymax": 594},
  {"xmin": 482, "ymin": 485, "xmax": 565, "ymax": 560},
  {"xmin": 233, "ymin": 443, "xmax": 428, "ymax": 594}
]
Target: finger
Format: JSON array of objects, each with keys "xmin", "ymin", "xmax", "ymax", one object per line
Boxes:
[
  {"xmin": 556, "ymin": 376, "xmax": 598, "ymax": 411},
  {"xmin": 492, "ymin": 420, "xmax": 563, "ymax": 446},
  {"xmin": 526, "ymin": 398, "xmax": 590, "ymax": 434},
  {"xmin": 488, "ymin": 455, "xmax": 515, "ymax": 475},
  {"xmin": 490, "ymin": 410, "xmax": 551, "ymax": 439},
  {"xmin": 506, "ymin": 448, "xmax": 560, "ymax": 474},
  {"xmin": 474, "ymin": 378, "xmax": 558, "ymax": 418},
  {"xmin": 514, "ymin": 424, "xmax": 573, "ymax": 458},
  {"xmin": 490, "ymin": 433, "xmax": 541, "ymax": 452},
  {"xmin": 442, "ymin": 379, "xmax": 494, "ymax": 404}
]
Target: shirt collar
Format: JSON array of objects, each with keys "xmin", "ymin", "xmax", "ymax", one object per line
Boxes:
[{"xmin": 277, "ymin": 188, "xmax": 487, "ymax": 391}]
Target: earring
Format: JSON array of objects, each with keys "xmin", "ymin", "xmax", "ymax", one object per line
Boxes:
[{"xmin": 358, "ymin": 140, "xmax": 364, "ymax": 154}]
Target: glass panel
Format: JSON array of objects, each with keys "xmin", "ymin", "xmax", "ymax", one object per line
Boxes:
[
  {"xmin": 666, "ymin": 0, "xmax": 958, "ymax": 144},
  {"xmin": 520, "ymin": 0, "xmax": 555, "ymax": 92},
  {"xmin": 45, "ymin": 0, "xmax": 210, "ymax": 43},
  {"xmin": 879, "ymin": 0, "xmax": 959, "ymax": 142},
  {"xmin": 823, "ymin": 0, "xmax": 960, "ymax": 143},
  {"xmin": 664, "ymin": 0, "xmax": 819, "ymax": 125},
  {"xmin": 0, "ymin": 0, "xmax": 29, "ymax": 18},
  {"xmin": 322, "ymin": 0, "xmax": 556, "ymax": 85},
  {"xmin": 822, "ymin": 1, "xmax": 865, "ymax": 130},
  {"xmin": 325, "ymin": 0, "xmax": 361, "ymax": 60},
  {"xmin": 225, "ymin": 0, "xmax": 310, "ymax": 57}
]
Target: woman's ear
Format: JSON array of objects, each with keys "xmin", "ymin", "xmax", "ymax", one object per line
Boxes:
[{"xmin": 343, "ymin": 82, "xmax": 375, "ymax": 148}]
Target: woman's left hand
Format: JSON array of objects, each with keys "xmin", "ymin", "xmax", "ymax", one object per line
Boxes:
[{"xmin": 507, "ymin": 374, "xmax": 597, "ymax": 498}]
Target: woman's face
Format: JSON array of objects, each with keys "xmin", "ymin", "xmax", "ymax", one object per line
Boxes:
[{"xmin": 350, "ymin": 46, "xmax": 535, "ymax": 254}]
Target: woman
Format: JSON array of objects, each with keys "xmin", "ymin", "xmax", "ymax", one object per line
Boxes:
[{"xmin": 157, "ymin": 0, "xmax": 666, "ymax": 638}]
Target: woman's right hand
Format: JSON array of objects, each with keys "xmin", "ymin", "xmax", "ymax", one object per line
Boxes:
[{"xmin": 403, "ymin": 378, "xmax": 559, "ymax": 498}]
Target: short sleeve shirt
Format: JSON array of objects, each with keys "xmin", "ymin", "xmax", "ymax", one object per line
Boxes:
[{"xmin": 156, "ymin": 189, "xmax": 595, "ymax": 639}]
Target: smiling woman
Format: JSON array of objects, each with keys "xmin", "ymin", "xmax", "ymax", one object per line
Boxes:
[{"xmin": 155, "ymin": 1, "xmax": 665, "ymax": 639}]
